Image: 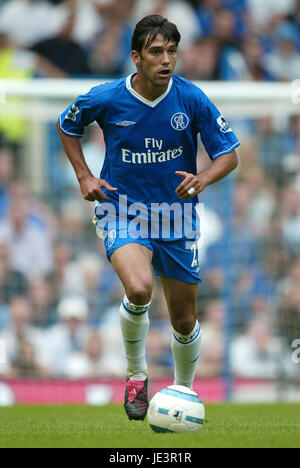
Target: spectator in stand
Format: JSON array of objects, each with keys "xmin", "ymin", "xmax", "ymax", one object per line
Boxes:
[
  {"xmin": 222, "ymin": 35, "xmax": 275, "ymax": 81},
  {"xmin": 0, "ymin": 31, "xmax": 66, "ymax": 152},
  {"xmin": 62, "ymin": 0, "xmax": 104, "ymax": 48},
  {"xmin": 0, "ymin": 0, "xmax": 102, "ymax": 75},
  {"xmin": 88, "ymin": 0, "xmax": 135, "ymax": 77},
  {"xmin": 213, "ymin": 8, "xmax": 239, "ymax": 47},
  {"xmin": 290, "ymin": 0, "xmax": 300, "ymax": 33},
  {"xmin": 28, "ymin": 277, "xmax": 57, "ymax": 327},
  {"xmin": 212, "ymin": 8, "xmax": 245, "ymax": 80},
  {"xmin": 0, "ymin": 243, "xmax": 28, "ymax": 306},
  {"xmin": 280, "ymin": 184, "xmax": 300, "ymax": 255},
  {"xmin": 196, "ymin": 299, "xmax": 225, "ymax": 378},
  {"xmin": 61, "ymin": 252, "xmax": 120, "ymax": 324},
  {"xmin": 43, "ymin": 295, "xmax": 92, "ymax": 376},
  {"xmin": 265, "ymin": 22, "xmax": 300, "ymax": 81},
  {"xmin": 57, "ymin": 200, "xmax": 92, "ymax": 258},
  {"xmin": 255, "ymin": 116, "xmax": 292, "ymax": 184},
  {"xmin": 62, "ymin": 253, "xmax": 103, "ymax": 300},
  {"xmin": 146, "ymin": 327, "xmax": 173, "ymax": 379},
  {"xmin": 190, "ymin": 4, "xmax": 246, "ymax": 80},
  {"xmin": 246, "ymin": 0, "xmax": 296, "ymax": 32},
  {"xmin": 233, "ymin": 264, "xmax": 276, "ymax": 328},
  {"xmin": 231, "ymin": 318, "xmax": 294, "ymax": 379},
  {"xmin": 96, "ymin": 283, "xmax": 129, "ymax": 352},
  {"xmin": 179, "ymin": 37, "xmax": 220, "ymax": 80},
  {"xmin": 48, "ymin": 241, "xmax": 73, "ymax": 299},
  {"xmin": 7, "ymin": 180, "xmax": 58, "ymax": 234},
  {"xmin": 278, "ymin": 258, "xmax": 300, "ymax": 346},
  {"xmin": 0, "ymin": 29, "xmax": 66, "ymax": 78},
  {"xmin": 194, "ymin": 0, "xmax": 248, "ymax": 38},
  {"xmin": 194, "ymin": 0, "xmax": 223, "ymax": 37},
  {"xmin": 9, "ymin": 339, "xmax": 48, "ymax": 378},
  {"xmin": 204, "ymin": 178, "xmax": 259, "ymax": 282},
  {"xmin": 235, "ymin": 153, "xmax": 277, "ymax": 238},
  {"xmin": 0, "ymin": 149, "xmax": 14, "ymax": 219},
  {"xmin": 64, "ymin": 331, "xmax": 125, "ymax": 379},
  {"xmin": 289, "ymin": 116, "xmax": 300, "ymax": 163},
  {"xmin": 0, "ymin": 0, "xmax": 67, "ymax": 48},
  {"xmin": 132, "ymin": 0, "xmax": 200, "ymax": 47},
  {"xmin": 88, "ymin": 25, "xmax": 131, "ymax": 78},
  {"xmin": 259, "ymin": 239, "xmax": 290, "ymax": 285},
  {"xmin": 0, "ymin": 296, "xmax": 46, "ymax": 377},
  {"xmin": 247, "ymin": 174, "xmax": 277, "ymax": 239},
  {"xmin": 31, "ymin": 0, "xmax": 92, "ymax": 76},
  {"xmin": 197, "ymin": 267, "xmax": 223, "ymax": 312},
  {"xmin": 0, "ymin": 184, "xmax": 54, "ymax": 279},
  {"xmin": 148, "ymin": 282, "xmax": 170, "ymax": 328}
]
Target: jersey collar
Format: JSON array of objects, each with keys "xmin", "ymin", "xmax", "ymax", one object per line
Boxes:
[{"xmin": 126, "ymin": 74, "xmax": 173, "ymax": 108}]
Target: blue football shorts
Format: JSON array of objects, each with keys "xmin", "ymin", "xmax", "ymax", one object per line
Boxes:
[{"xmin": 93, "ymin": 214, "xmax": 202, "ymax": 285}]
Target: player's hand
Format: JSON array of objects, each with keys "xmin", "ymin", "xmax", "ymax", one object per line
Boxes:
[
  {"xmin": 79, "ymin": 175, "xmax": 118, "ymax": 202},
  {"xmin": 175, "ymin": 171, "xmax": 207, "ymax": 200}
]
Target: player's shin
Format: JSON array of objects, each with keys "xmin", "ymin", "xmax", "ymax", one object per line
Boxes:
[
  {"xmin": 171, "ymin": 321, "xmax": 202, "ymax": 389},
  {"xmin": 120, "ymin": 295, "xmax": 151, "ymax": 381}
]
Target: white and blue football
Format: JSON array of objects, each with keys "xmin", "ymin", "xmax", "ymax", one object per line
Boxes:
[{"xmin": 147, "ymin": 385, "xmax": 205, "ymax": 433}]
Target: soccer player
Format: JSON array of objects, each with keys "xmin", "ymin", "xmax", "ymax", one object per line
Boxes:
[{"xmin": 57, "ymin": 15, "xmax": 240, "ymax": 421}]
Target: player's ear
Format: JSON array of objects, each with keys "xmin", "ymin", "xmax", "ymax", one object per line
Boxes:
[{"xmin": 131, "ymin": 50, "xmax": 142, "ymax": 66}]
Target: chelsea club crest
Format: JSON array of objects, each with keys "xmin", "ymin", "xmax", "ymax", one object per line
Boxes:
[
  {"xmin": 171, "ymin": 112, "xmax": 190, "ymax": 131},
  {"xmin": 107, "ymin": 230, "xmax": 116, "ymax": 248}
]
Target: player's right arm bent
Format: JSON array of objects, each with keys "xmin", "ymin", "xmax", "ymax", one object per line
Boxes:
[{"xmin": 56, "ymin": 121, "xmax": 117, "ymax": 202}]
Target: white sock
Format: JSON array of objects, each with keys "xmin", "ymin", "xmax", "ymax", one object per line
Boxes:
[
  {"xmin": 171, "ymin": 321, "xmax": 202, "ymax": 389},
  {"xmin": 120, "ymin": 295, "xmax": 151, "ymax": 381}
]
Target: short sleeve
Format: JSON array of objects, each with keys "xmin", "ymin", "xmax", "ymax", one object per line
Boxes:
[
  {"xmin": 59, "ymin": 89, "xmax": 102, "ymax": 138},
  {"xmin": 196, "ymin": 93, "xmax": 240, "ymax": 161}
]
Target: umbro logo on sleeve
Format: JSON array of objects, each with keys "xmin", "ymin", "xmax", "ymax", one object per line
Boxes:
[{"xmin": 116, "ymin": 121, "xmax": 137, "ymax": 127}]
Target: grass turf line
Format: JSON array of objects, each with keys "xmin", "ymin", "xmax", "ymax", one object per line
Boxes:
[{"xmin": 0, "ymin": 403, "xmax": 300, "ymax": 448}]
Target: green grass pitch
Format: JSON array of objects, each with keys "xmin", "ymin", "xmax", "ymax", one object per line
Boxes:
[{"xmin": 0, "ymin": 403, "xmax": 300, "ymax": 448}]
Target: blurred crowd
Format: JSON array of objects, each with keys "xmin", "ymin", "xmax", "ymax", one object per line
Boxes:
[
  {"xmin": 0, "ymin": 0, "xmax": 299, "ymax": 80},
  {"xmin": 0, "ymin": 0, "xmax": 300, "ymax": 383}
]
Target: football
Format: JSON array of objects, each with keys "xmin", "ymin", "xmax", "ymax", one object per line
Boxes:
[{"xmin": 147, "ymin": 385, "xmax": 205, "ymax": 433}]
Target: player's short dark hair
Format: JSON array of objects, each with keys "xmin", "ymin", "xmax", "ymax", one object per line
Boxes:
[{"xmin": 131, "ymin": 15, "xmax": 181, "ymax": 54}]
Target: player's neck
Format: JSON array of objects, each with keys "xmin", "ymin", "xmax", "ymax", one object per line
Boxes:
[{"xmin": 131, "ymin": 73, "xmax": 169, "ymax": 102}]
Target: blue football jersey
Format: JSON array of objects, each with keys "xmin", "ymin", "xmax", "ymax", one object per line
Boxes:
[{"xmin": 59, "ymin": 74, "xmax": 240, "ymax": 239}]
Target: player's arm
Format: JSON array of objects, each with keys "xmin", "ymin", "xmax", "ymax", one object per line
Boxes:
[
  {"xmin": 175, "ymin": 150, "xmax": 238, "ymax": 200},
  {"xmin": 56, "ymin": 121, "xmax": 117, "ymax": 201}
]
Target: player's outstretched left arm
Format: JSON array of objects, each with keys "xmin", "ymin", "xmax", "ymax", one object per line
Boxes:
[{"xmin": 175, "ymin": 150, "xmax": 238, "ymax": 200}]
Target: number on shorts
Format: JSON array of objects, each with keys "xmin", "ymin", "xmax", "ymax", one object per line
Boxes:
[{"xmin": 191, "ymin": 243, "xmax": 198, "ymax": 268}]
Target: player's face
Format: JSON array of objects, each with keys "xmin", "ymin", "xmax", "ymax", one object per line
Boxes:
[{"xmin": 132, "ymin": 34, "xmax": 178, "ymax": 88}]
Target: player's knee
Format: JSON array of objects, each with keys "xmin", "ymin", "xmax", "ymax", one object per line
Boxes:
[
  {"xmin": 126, "ymin": 280, "xmax": 152, "ymax": 305},
  {"xmin": 172, "ymin": 315, "xmax": 196, "ymax": 336}
]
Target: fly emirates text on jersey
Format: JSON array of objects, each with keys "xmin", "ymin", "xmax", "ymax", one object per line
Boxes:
[{"xmin": 121, "ymin": 138, "xmax": 183, "ymax": 165}]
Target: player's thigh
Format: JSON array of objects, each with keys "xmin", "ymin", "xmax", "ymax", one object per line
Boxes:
[
  {"xmin": 111, "ymin": 243, "xmax": 154, "ymax": 302},
  {"xmin": 161, "ymin": 277, "xmax": 198, "ymax": 332}
]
